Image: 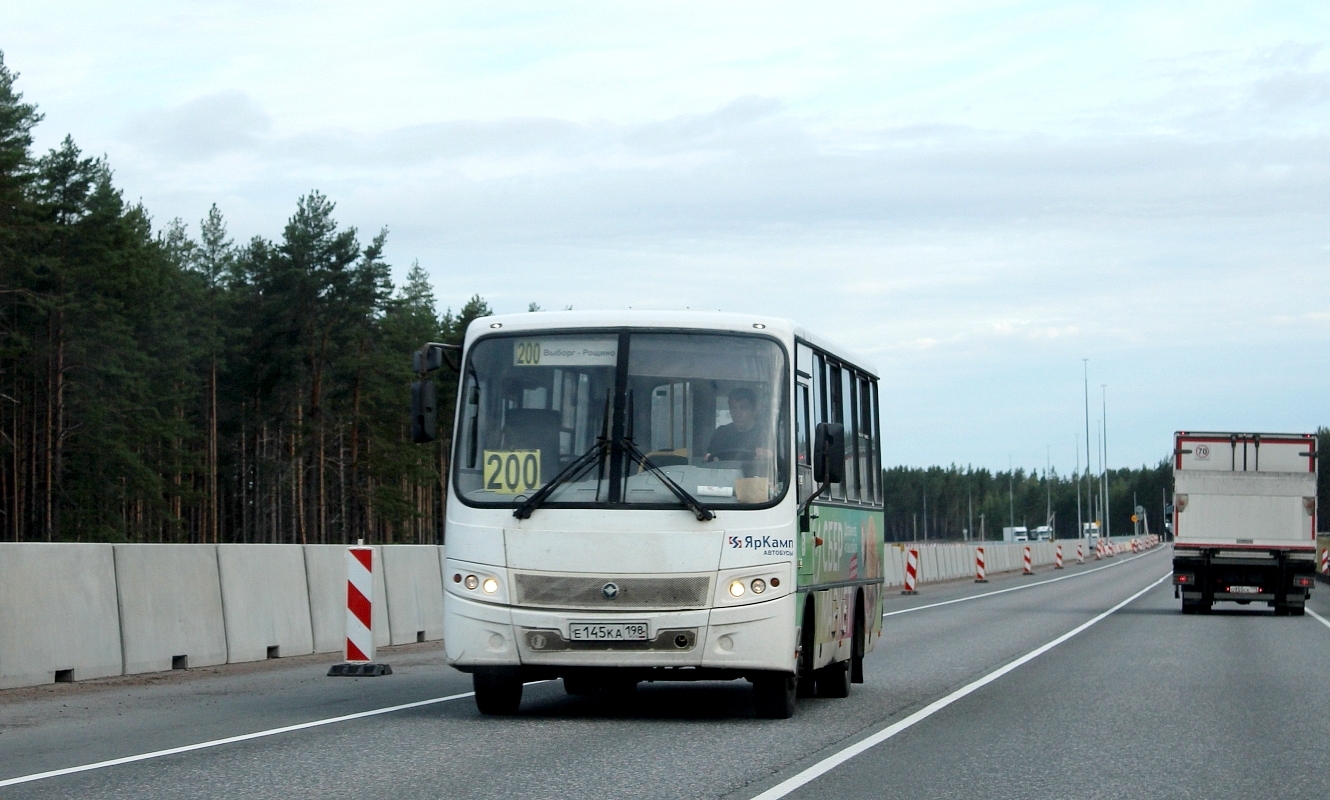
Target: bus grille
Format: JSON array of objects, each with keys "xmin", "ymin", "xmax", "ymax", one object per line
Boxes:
[{"xmin": 512, "ymin": 573, "xmax": 712, "ymax": 609}]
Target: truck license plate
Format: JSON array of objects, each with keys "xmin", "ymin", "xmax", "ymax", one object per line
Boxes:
[
  {"xmin": 1227, "ymin": 585, "xmax": 1260, "ymax": 594},
  {"xmin": 569, "ymin": 622, "xmax": 648, "ymax": 641}
]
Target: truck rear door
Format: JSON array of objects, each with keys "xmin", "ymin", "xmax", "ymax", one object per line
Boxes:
[{"xmin": 1174, "ymin": 433, "xmax": 1317, "ymax": 547}]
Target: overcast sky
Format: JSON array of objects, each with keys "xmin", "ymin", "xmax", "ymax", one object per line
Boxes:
[{"xmin": 6, "ymin": 1, "xmax": 1328, "ymax": 472}]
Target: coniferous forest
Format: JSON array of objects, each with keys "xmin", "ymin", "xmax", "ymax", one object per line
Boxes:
[
  {"xmin": 0, "ymin": 52, "xmax": 478, "ymax": 544},
  {"xmin": 1, "ymin": 52, "xmax": 1324, "ymax": 544}
]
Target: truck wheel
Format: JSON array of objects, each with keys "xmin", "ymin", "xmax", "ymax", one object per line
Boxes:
[
  {"xmin": 753, "ymin": 673, "xmax": 797, "ymax": 719},
  {"xmin": 1291, "ymin": 605, "xmax": 1306, "ymax": 616},
  {"xmin": 1274, "ymin": 604, "xmax": 1289, "ymax": 616},
  {"xmin": 815, "ymin": 660, "xmax": 851, "ymax": 698},
  {"xmin": 1182, "ymin": 600, "xmax": 1199, "ymax": 614},
  {"xmin": 474, "ymin": 669, "xmax": 523, "ymax": 715}
]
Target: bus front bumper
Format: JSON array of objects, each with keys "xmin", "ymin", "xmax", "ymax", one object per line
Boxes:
[{"xmin": 444, "ymin": 593, "xmax": 796, "ymax": 675}]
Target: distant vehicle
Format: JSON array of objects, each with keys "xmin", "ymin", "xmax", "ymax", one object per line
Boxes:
[
  {"xmin": 1172, "ymin": 431, "xmax": 1318, "ymax": 615},
  {"xmin": 1032, "ymin": 525, "xmax": 1052, "ymax": 541},
  {"xmin": 411, "ymin": 311, "xmax": 885, "ymax": 718},
  {"xmin": 1003, "ymin": 526, "xmax": 1029, "ymax": 542}
]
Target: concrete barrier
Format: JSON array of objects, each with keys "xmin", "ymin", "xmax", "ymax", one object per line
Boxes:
[
  {"xmin": 881, "ymin": 538, "xmax": 1149, "ymax": 588},
  {"xmin": 304, "ymin": 545, "xmax": 390, "ymax": 654},
  {"xmin": 1, "ymin": 536, "xmax": 1154, "ymax": 690},
  {"xmin": 113, "ymin": 544, "xmax": 228, "ymax": 674},
  {"xmin": 0, "ymin": 543, "xmax": 123, "ymax": 689},
  {"xmin": 216, "ymin": 544, "xmax": 314, "ymax": 663},
  {"xmin": 383, "ymin": 545, "xmax": 446, "ymax": 645}
]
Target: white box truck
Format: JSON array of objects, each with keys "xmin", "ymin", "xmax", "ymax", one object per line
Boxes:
[{"xmin": 1172, "ymin": 431, "xmax": 1318, "ymax": 615}]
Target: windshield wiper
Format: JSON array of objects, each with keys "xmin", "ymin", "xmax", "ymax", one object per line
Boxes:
[
  {"xmin": 619, "ymin": 437, "xmax": 715, "ymax": 521},
  {"xmin": 513, "ymin": 390, "xmax": 612, "ymax": 520},
  {"xmin": 513, "ymin": 390, "xmax": 715, "ymax": 522},
  {"xmin": 620, "ymin": 389, "xmax": 715, "ymax": 521},
  {"xmin": 512, "ymin": 437, "xmax": 610, "ymax": 520}
]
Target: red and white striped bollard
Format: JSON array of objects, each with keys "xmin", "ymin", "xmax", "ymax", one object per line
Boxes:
[
  {"xmin": 1054, "ymin": 544, "xmax": 1064, "ymax": 569},
  {"xmin": 975, "ymin": 546, "xmax": 988, "ymax": 583},
  {"xmin": 328, "ymin": 544, "xmax": 391, "ymax": 677},
  {"xmin": 1022, "ymin": 545, "xmax": 1033, "ymax": 575},
  {"xmin": 1320, "ymin": 548, "xmax": 1328, "ymax": 576},
  {"xmin": 1076, "ymin": 542, "xmax": 1084, "ymax": 564},
  {"xmin": 902, "ymin": 547, "xmax": 919, "ymax": 595}
]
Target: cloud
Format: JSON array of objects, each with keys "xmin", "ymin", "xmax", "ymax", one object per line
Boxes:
[
  {"xmin": 125, "ymin": 90, "xmax": 271, "ymax": 161},
  {"xmin": 73, "ymin": 21, "xmax": 1330, "ymax": 469}
]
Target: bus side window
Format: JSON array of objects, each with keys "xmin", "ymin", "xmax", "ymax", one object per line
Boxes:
[
  {"xmin": 796, "ymin": 342, "xmax": 814, "ymax": 379},
  {"xmin": 796, "ymin": 382, "xmax": 812, "ymax": 502},
  {"xmin": 858, "ymin": 373, "xmax": 874, "ymax": 504},
  {"xmin": 828, "ymin": 362, "xmax": 844, "ymax": 501},
  {"xmin": 842, "ymin": 366, "xmax": 859, "ymax": 502},
  {"xmin": 870, "ymin": 378, "xmax": 882, "ymax": 505},
  {"xmin": 812, "ymin": 351, "xmax": 826, "ymax": 425}
]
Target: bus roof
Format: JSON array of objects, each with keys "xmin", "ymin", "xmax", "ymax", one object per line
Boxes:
[{"xmin": 465, "ymin": 310, "xmax": 879, "ymax": 377}]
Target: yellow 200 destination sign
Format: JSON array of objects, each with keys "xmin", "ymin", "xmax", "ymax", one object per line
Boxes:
[{"xmin": 483, "ymin": 450, "xmax": 542, "ymax": 494}]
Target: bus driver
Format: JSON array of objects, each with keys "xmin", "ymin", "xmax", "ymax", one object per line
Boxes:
[{"xmin": 704, "ymin": 387, "xmax": 772, "ymax": 463}]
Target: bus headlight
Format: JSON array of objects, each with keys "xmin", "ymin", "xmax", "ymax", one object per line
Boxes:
[
  {"xmin": 464, "ymin": 575, "xmax": 479, "ymax": 590},
  {"xmin": 729, "ymin": 580, "xmax": 746, "ymax": 597},
  {"xmin": 482, "ymin": 577, "xmax": 499, "ymax": 594},
  {"xmin": 750, "ymin": 578, "xmax": 766, "ymax": 594}
]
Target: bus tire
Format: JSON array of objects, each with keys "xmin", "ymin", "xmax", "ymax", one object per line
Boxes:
[
  {"xmin": 752, "ymin": 673, "xmax": 796, "ymax": 719},
  {"xmin": 815, "ymin": 660, "xmax": 850, "ymax": 698},
  {"xmin": 797, "ymin": 599, "xmax": 817, "ymax": 698},
  {"xmin": 563, "ymin": 674, "xmax": 598, "ymax": 696},
  {"xmin": 600, "ymin": 676, "xmax": 638, "ymax": 698},
  {"xmin": 474, "ymin": 669, "xmax": 523, "ymax": 715},
  {"xmin": 851, "ymin": 593, "xmax": 865, "ymax": 684}
]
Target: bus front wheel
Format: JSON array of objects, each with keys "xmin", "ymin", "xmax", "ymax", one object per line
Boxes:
[
  {"xmin": 473, "ymin": 668, "xmax": 523, "ymax": 715},
  {"xmin": 815, "ymin": 660, "xmax": 850, "ymax": 698},
  {"xmin": 752, "ymin": 673, "xmax": 796, "ymax": 719}
]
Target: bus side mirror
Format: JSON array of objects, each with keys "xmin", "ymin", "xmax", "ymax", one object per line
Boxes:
[
  {"xmin": 411, "ymin": 380, "xmax": 437, "ymax": 443},
  {"xmin": 813, "ymin": 422, "xmax": 844, "ymax": 484},
  {"xmin": 413, "ymin": 342, "xmax": 462, "ymax": 374}
]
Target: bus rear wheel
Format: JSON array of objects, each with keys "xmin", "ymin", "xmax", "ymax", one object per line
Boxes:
[
  {"xmin": 814, "ymin": 660, "xmax": 850, "ymax": 698},
  {"xmin": 473, "ymin": 669, "xmax": 523, "ymax": 715},
  {"xmin": 752, "ymin": 673, "xmax": 796, "ymax": 719}
]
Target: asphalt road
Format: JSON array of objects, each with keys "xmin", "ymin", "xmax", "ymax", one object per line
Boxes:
[{"xmin": 3, "ymin": 545, "xmax": 1328, "ymax": 799}]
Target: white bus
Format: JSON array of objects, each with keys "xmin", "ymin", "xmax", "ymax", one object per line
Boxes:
[{"xmin": 412, "ymin": 311, "xmax": 885, "ymax": 718}]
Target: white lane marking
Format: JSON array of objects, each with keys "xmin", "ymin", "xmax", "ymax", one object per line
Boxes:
[
  {"xmin": 1308, "ymin": 608, "xmax": 1330, "ymax": 632},
  {"xmin": 884, "ymin": 547, "xmax": 1164, "ymax": 618},
  {"xmin": 0, "ymin": 688, "xmax": 484, "ymax": 788},
  {"xmin": 754, "ymin": 571, "xmax": 1171, "ymax": 800}
]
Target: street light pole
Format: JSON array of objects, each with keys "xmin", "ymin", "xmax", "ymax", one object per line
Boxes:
[
  {"xmin": 967, "ymin": 478, "xmax": 973, "ymax": 543},
  {"xmin": 1076, "ymin": 434, "xmax": 1082, "ymax": 539},
  {"xmin": 1008, "ymin": 456, "xmax": 1014, "ymax": 534},
  {"xmin": 1102, "ymin": 384, "xmax": 1110, "ymax": 540},
  {"xmin": 1082, "ymin": 359, "xmax": 1092, "ymax": 539},
  {"xmin": 1046, "ymin": 445, "xmax": 1052, "ymax": 537}
]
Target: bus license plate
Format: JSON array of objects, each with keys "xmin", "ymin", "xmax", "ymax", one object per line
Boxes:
[
  {"xmin": 568, "ymin": 622, "xmax": 648, "ymax": 641},
  {"xmin": 1228, "ymin": 585, "xmax": 1260, "ymax": 594}
]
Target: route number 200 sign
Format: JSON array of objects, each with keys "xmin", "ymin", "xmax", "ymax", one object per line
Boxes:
[{"xmin": 483, "ymin": 450, "xmax": 542, "ymax": 494}]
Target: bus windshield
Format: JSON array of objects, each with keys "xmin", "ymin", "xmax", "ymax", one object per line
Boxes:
[{"xmin": 453, "ymin": 331, "xmax": 789, "ymax": 509}]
